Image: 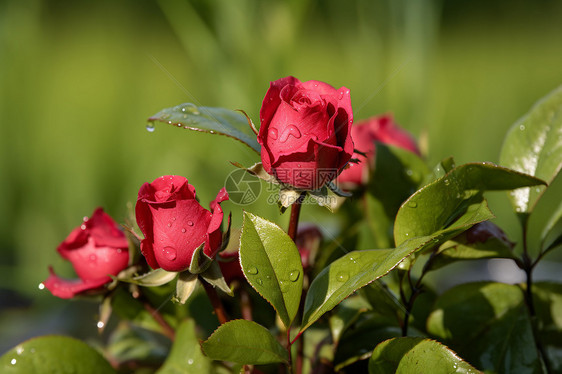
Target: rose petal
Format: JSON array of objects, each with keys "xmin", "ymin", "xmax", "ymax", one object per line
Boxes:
[
  {"xmin": 62, "ymin": 237, "xmax": 128, "ymax": 281},
  {"xmin": 204, "ymin": 188, "xmax": 229, "ymax": 258},
  {"xmin": 139, "ymin": 176, "xmax": 196, "ymax": 204},
  {"xmin": 43, "ymin": 267, "xmax": 109, "ymax": 299},
  {"xmin": 140, "ymin": 239, "xmax": 159, "ymax": 269},
  {"xmin": 87, "ymin": 208, "xmax": 129, "ymax": 249}
]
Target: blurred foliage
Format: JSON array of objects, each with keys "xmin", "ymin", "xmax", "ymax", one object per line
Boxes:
[{"xmin": 1, "ymin": 0, "xmax": 562, "ymax": 353}]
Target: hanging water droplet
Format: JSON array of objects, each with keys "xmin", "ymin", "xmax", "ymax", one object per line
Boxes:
[
  {"xmin": 97, "ymin": 321, "xmax": 105, "ymax": 329},
  {"xmin": 187, "ymin": 221, "xmax": 194, "ymax": 226},
  {"xmin": 279, "ymin": 125, "xmax": 302, "ymax": 142},
  {"xmin": 269, "ymin": 128, "xmax": 279, "ymax": 140},
  {"xmin": 38, "ymin": 282, "xmax": 45, "ymax": 290},
  {"xmin": 163, "ymin": 246, "xmax": 177, "ymax": 261},
  {"xmin": 146, "ymin": 124, "xmax": 155, "ymax": 132},
  {"xmin": 336, "ymin": 272, "xmax": 349, "ymax": 282},
  {"xmin": 408, "ymin": 201, "xmax": 417, "ymax": 208},
  {"xmin": 289, "ymin": 270, "xmax": 300, "ymax": 282},
  {"xmin": 247, "ymin": 266, "xmax": 258, "ymax": 275}
]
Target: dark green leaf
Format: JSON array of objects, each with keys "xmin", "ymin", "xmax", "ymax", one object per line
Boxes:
[
  {"xmin": 422, "ymin": 156, "xmax": 457, "ymax": 186},
  {"xmin": 239, "ymin": 212, "xmax": 303, "ymax": 328},
  {"xmin": 0, "ymin": 335, "xmax": 116, "ymax": 374},
  {"xmin": 148, "ymin": 103, "xmax": 261, "ymax": 154},
  {"xmin": 533, "ymin": 282, "xmax": 562, "ymax": 371},
  {"xmin": 394, "ymin": 162, "xmax": 545, "ymax": 246},
  {"xmin": 199, "ymin": 260, "xmax": 233, "ymax": 296},
  {"xmin": 500, "ymin": 85, "xmax": 562, "ymax": 214},
  {"xmin": 427, "ymin": 282, "xmax": 542, "ymax": 373},
  {"xmin": 368, "ymin": 337, "xmax": 480, "ymax": 374},
  {"xmin": 201, "ymin": 319, "xmax": 289, "ymax": 365},
  {"xmin": 156, "ymin": 319, "xmax": 212, "ymax": 374},
  {"xmin": 541, "ymin": 201, "xmax": 562, "ymax": 251},
  {"xmin": 108, "ymin": 325, "xmax": 170, "ymax": 366},
  {"xmin": 329, "ymin": 296, "xmax": 371, "ymax": 344}
]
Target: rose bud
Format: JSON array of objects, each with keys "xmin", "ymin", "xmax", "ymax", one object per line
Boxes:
[
  {"xmin": 337, "ymin": 114, "xmax": 420, "ymax": 190},
  {"xmin": 218, "ymin": 250, "xmax": 245, "ymax": 286},
  {"xmin": 135, "ymin": 175, "xmax": 229, "ymax": 273},
  {"xmin": 295, "ymin": 223, "xmax": 323, "ymax": 271},
  {"xmin": 258, "ymin": 76, "xmax": 354, "ymax": 190},
  {"xmin": 43, "ymin": 208, "xmax": 130, "ymax": 299}
]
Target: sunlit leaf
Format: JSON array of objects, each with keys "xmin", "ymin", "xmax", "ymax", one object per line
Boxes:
[
  {"xmin": 148, "ymin": 103, "xmax": 261, "ymax": 154},
  {"xmin": 394, "ymin": 162, "xmax": 545, "ymax": 246},
  {"xmin": 239, "ymin": 212, "xmax": 303, "ymax": 328},
  {"xmin": 427, "ymin": 282, "xmax": 542, "ymax": 373},
  {"xmin": 368, "ymin": 337, "xmax": 480, "ymax": 374},
  {"xmin": 0, "ymin": 336, "xmax": 116, "ymax": 374},
  {"xmin": 201, "ymin": 319, "xmax": 289, "ymax": 365}
]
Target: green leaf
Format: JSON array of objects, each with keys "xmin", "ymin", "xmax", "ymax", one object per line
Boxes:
[
  {"xmin": 126, "ymin": 268, "xmax": 178, "ymax": 287},
  {"xmin": 199, "ymin": 260, "xmax": 234, "ymax": 296},
  {"xmin": 368, "ymin": 337, "xmax": 480, "ymax": 374},
  {"xmin": 329, "ymin": 296, "xmax": 371, "ymax": 344},
  {"xmin": 173, "ymin": 271, "xmax": 198, "ymax": 304},
  {"xmin": 368, "ymin": 143, "xmax": 429, "ymax": 219},
  {"xmin": 201, "ymin": 319, "xmax": 289, "ymax": 365},
  {"xmin": 394, "ymin": 162, "xmax": 545, "ymax": 246},
  {"xmin": 239, "ymin": 212, "xmax": 303, "ymax": 328},
  {"xmin": 301, "ymin": 236, "xmax": 432, "ymax": 333},
  {"xmin": 156, "ymin": 319, "xmax": 212, "ymax": 374},
  {"xmin": 108, "ymin": 325, "xmax": 170, "ymax": 366},
  {"xmin": 427, "ymin": 282, "xmax": 542, "ymax": 373},
  {"xmin": 422, "ymin": 156, "xmax": 457, "ymax": 186},
  {"xmin": 541, "ymin": 201, "xmax": 562, "ymax": 251},
  {"xmin": 500, "ymin": 85, "xmax": 562, "ymax": 214},
  {"xmin": 148, "ymin": 103, "xmax": 261, "ymax": 154},
  {"xmin": 430, "ymin": 221, "xmax": 517, "ymax": 271},
  {"xmin": 0, "ymin": 335, "xmax": 117, "ymax": 374},
  {"xmin": 533, "ymin": 282, "xmax": 562, "ymax": 371}
]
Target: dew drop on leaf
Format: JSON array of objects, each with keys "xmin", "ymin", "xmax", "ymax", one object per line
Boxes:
[
  {"xmin": 408, "ymin": 201, "xmax": 417, "ymax": 208},
  {"xmin": 336, "ymin": 272, "xmax": 349, "ymax": 282},
  {"xmin": 289, "ymin": 270, "xmax": 300, "ymax": 282},
  {"xmin": 256, "ymin": 278, "xmax": 263, "ymax": 285},
  {"xmin": 247, "ymin": 266, "xmax": 258, "ymax": 275}
]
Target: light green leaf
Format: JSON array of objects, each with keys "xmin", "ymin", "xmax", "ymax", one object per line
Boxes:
[
  {"xmin": 0, "ymin": 336, "xmax": 117, "ymax": 374},
  {"xmin": 427, "ymin": 282, "xmax": 542, "ymax": 373},
  {"xmin": 148, "ymin": 103, "xmax": 261, "ymax": 154},
  {"xmin": 500, "ymin": 85, "xmax": 562, "ymax": 214},
  {"xmin": 239, "ymin": 212, "xmax": 303, "ymax": 328},
  {"xmin": 125, "ymin": 268, "xmax": 178, "ymax": 287},
  {"xmin": 541, "ymin": 201, "xmax": 562, "ymax": 250},
  {"xmin": 173, "ymin": 271, "xmax": 198, "ymax": 304},
  {"xmin": 368, "ymin": 337, "xmax": 480, "ymax": 374},
  {"xmin": 157, "ymin": 319, "xmax": 212, "ymax": 374},
  {"xmin": 201, "ymin": 319, "xmax": 289, "ymax": 365},
  {"xmin": 394, "ymin": 162, "xmax": 545, "ymax": 246}
]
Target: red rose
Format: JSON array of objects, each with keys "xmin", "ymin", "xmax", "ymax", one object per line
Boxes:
[
  {"xmin": 43, "ymin": 208, "xmax": 129, "ymax": 299},
  {"xmin": 336, "ymin": 114, "xmax": 420, "ymax": 189},
  {"xmin": 135, "ymin": 175, "xmax": 229, "ymax": 273},
  {"xmin": 258, "ymin": 76, "xmax": 354, "ymax": 190}
]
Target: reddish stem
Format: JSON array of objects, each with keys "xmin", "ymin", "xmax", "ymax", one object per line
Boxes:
[{"xmin": 202, "ymin": 280, "xmax": 230, "ymax": 325}]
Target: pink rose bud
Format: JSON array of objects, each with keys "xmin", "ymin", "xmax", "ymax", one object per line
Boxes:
[
  {"xmin": 218, "ymin": 250, "xmax": 245, "ymax": 286},
  {"xmin": 43, "ymin": 208, "xmax": 130, "ymax": 299},
  {"xmin": 135, "ymin": 175, "xmax": 229, "ymax": 272},
  {"xmin": 258, "ymin": 76, "xmax": 354, "ymax": 190},
  {"xmin": 295, "ymin": 223, "xmax": 323, "ymax": 270},
  {"xmin": 337, "ymin": 114, "xmax": 420, "ymax": 189}
]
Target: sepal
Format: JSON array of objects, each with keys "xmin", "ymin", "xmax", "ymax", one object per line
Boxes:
[{"xmin": 173, "ymin": 271, "xmax": 198, "ymax": 304}]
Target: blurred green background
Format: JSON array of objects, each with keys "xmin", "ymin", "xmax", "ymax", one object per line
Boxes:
[{"xmin": 1, "ymin": 0, "xmax": 562, "ymax": 353}]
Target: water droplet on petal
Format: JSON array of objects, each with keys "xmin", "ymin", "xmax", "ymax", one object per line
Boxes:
[
  {"xmin": 279, "ymin": 125, "xmax": 302, "ymax": 142},
  {"xmin": 336, "ymin": 272, "xmax": 349, "ymax": 282},
  {"xmin": 163, "ymin": 246, "xmax": 177, "ymax": 261},
  {"xmin": 89, "ymin": 254, "xmax": 97, "ymax": 262},
  {"xmin": 167, "ymin": 223, "xmax": 172, "ymax": 227},
  {"xmin": 187, "ymin": 221, "xmax": 194, "ymax": 226},
  {"xmin": 82, "ymin": 216, "xmax": 89, "ymax": 222},
  {"xmin": 181, "ymin": 228, "xmax": 186, "ymax": 233},
  {"xmin": 247, "ymin": 266, "xmax": 258, "ymax": 275},
  {"xmin": 146, "ymin": 124, "xmax": 155, "ymax": 132},
  {"xmin": 80, "ymin": 224, "xmax": 87, "ymax": 230},
  {"xmin": 269, "ymin": 128, "xmax": 279, "ymax": 140},
  {"xmin": 289, "ymin": 270, "xmax": 300, "ymax": 282}
]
